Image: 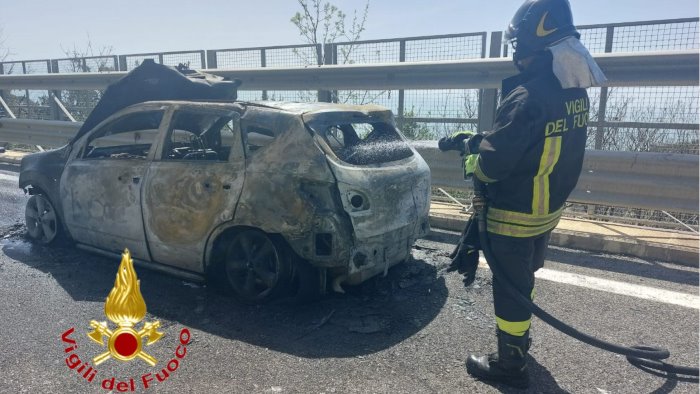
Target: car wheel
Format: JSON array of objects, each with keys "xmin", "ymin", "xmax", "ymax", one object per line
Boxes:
[
  {"xmin": 224, "ymin": 229, "xmax": 292, "ymax": 303},
  {"xmin": 25, "ymin": 194, "xmax": 61, "ymax": 244}
]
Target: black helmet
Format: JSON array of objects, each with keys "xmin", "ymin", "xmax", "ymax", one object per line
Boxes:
[{"xmin": 505, "ymin": 0, "xmax": 580, "ymax": 62}]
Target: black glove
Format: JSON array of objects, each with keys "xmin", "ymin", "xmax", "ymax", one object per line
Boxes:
[
  {"xmin": 438, "ymin": 131, "xmax": 473, "ymax": 153},
  {"xmin": 446, "ymin": 215, "xmax": 481, "ymax": 287}
]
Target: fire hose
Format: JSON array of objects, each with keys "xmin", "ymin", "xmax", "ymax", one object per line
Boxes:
[{"xmin": 470, "ymin": 179, "xmax": 700, "ymax": 380}]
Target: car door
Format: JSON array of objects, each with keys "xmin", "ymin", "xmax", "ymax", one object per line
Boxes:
[
  {"xmin": 141, "ymin": 106, "xmax": 245, "ymax": 273},
  {"xmin": 60, "ymin": 107, "xmax": 166, "ymax": 260}
]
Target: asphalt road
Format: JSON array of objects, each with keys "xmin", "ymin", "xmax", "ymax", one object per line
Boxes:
[{"xmin": 0, "ymin": 164, "xmax": 697, "ymax": 393}]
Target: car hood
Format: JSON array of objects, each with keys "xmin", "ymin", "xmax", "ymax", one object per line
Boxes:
[{"xmin": 73, "ymin": 60, "xmax": 241, "ymax": 142}]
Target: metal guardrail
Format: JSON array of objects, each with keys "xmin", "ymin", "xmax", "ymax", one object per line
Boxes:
[
  {"xmin": 0, "ymin": 51, "xmax": 696, "ymax": 91},
  {"xmin": 413, "ymin": 142, "xmax": 699, "ymax": 214},
  {"xmin": 0, "ymin": 118, "xmax": 80, "ymax": 146},
  {"xmin": 0, "ymin": 118, "xmax": 697, "ymax": 215}
]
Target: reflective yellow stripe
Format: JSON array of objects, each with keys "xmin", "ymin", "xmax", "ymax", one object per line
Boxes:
[
  {"xmin": 532, "ymin": 136, "xmax": 562, "ymax": 215},
  {"xmin": 496, "ymin": 316, "xmax": 531, "ymax": 337},
  {"xmin": 531, "ymin": 288, "xmax": 536, "ymax": 300},
  {"xmin": 488, "ymin": 206, "xmax": 563, "ymax": 227},
  {"xmin": 474, "ymin": 159, "xmax": 497, "ymax": 183},
  {"xmin": 487, "ymin": 216, "xmax": 561, "ymax": 238}
]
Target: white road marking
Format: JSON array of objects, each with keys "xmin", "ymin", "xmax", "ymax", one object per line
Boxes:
[
  {"xmin": 535, "ymin": 268, "xmax": 699, "ymax": 309},
  {"xmin": 477, "ymin": 258, "xmax": 699, "ymax": 309}
]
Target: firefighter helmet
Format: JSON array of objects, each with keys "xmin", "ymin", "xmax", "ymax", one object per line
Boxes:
[{"xmin": 505, "ymin": 0, "xmax": 580, "ymax": 62}]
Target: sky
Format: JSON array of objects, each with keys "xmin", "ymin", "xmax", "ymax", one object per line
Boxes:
[{"xmin": 1, "ymin": 0, "xmax": 698, "ymax": 61}]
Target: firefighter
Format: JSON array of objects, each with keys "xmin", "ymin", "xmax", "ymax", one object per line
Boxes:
[{"xmin": 439, "ymin": 0, "xmax": 605, "ymax": 388}]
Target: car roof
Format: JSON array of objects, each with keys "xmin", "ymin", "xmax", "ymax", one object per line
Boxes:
[
  {"xmin": 131, "ymin": 100, "xmax": 391, "ymax": 116},
  {"xmin": 244, "ymin": 101, "xmax": 390, "ymax": 115}
]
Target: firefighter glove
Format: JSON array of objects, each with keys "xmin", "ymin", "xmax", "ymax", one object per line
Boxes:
[
  {"xmin": 438, "ymin": 131, "xmax": 474, "ymax": 153},
  {"xmin": 446, "ymin": 215, "xmax": 481, "ymax": 287}
]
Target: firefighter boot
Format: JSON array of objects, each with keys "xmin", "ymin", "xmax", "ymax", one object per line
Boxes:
[{"xmin": 466, "ymin": 329, "xmax": 530, "ymax": 389}]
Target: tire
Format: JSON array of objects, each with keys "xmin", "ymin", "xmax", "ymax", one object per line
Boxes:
[
  {"xmin": 25, "ymin": 194, "xmax": 62, "ymax": 245},
  {"xmin": 224, "ymin": 229, "xmax": 292, "ymax": 304}
]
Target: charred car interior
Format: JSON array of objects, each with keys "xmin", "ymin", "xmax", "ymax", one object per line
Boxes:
[{"xmin": 19, "ymin": 61, "xmax": 431, "ymax": 303}]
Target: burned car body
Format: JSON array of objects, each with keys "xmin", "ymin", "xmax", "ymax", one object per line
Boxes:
[{"xmin": 19, "ymin": 63, "xmax": 431, "ymax": 302}]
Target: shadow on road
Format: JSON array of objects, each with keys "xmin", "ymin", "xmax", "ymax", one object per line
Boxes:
[
  {"xmin": 0, "ymin": 163, "xmax": 20, "ymax": 173},
  {"xmin": 2, "ymin": 237, "xmax": 448, "ymax": 359},
  {"xmin": 469, "ymin": 357, "xmax": 569, "ymax": 393}
]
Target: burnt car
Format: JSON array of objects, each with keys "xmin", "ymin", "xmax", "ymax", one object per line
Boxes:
[{"xmin": 19, "ymin": 62, "xmax": 431, "ymax": 302}]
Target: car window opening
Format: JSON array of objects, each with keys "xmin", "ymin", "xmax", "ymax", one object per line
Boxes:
[
  {"xmin": 83, "ymin": 111, "xmax": 164, "ymax": 160},
  {"xmin": 164, "ymin": 111, "xmax": 236, "ymax": 162},
  {"xmin": 320, "ymin": 122, "xmax": 413, "ymax": 165}
]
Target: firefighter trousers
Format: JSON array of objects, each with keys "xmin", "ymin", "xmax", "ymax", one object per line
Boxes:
[{"xmin": 486, "ymin": 230, "xmax": 551, "ymax": 337}]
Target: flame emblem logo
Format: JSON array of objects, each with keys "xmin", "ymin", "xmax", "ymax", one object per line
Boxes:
[{"xmin": 87, "ymin": 249, "xmax": 164, "ymax": 366}]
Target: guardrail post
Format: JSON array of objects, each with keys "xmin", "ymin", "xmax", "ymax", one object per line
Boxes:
[
  {"xmin": 199, "ymin": 50, "xmax": 206, "ymax": 69},
  {"xmin": 477, "ymin": 32, "xmax": 503, "ymax": 132},
  {"xmin": 595, "ymin": 26, "xmax": 615, "ymax": 150},
  {"xmin": 397, "ymin": 39, "xmax": 407, "ymax": 130},
  {"xmin": 206, "ymin": 50, "xmax": 218, "ymax": 69},
  {"xmin": 318, "ymin": 43, "xmax": 335, "ymax": 103},
  {"xmin": 111, "ymin": 55, "xmax": 119, "ymax": 72},
  {"xmin": 118, "ymin": 55, "xmax": 128, "ymax": 71},
  {"xmin": 261, "ymin": 49, "xmax": 268, "ymax": 101},
  {"xmin": 49, "ymin": 60, "xmax": 61, "ymax": 121},
  {"xmin": 21, "ymin": 61, "xmax": 30, "ymax": 119}
]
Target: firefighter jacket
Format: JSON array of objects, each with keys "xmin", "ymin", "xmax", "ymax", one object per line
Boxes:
[{"xmin": 474, "ymin": 60, "xmax": 589, "ymax": 238}]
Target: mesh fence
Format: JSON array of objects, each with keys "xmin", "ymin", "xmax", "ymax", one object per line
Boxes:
[
  {"xmin": 236, "ymin": 91, "xmax": 265, "ymax": 102},
  {"xmin": 405, "ymin": 34, "xmax": 486, "ymax": 61},
  {"xmin": 3, "ymin": 90, "xmax": 51, "ymax": 120},
  {"xmin": 0, "ymin": 61, "xmax": 51, "ymax": 119},
  {"xmin": 120, "ymin": 54, "xmax": 159, "ymax": 71},
  {"xmin": 213, "ymin": 45, "xmax": 318, "ymax": 68},
  {"xmin": 60, "ymin": 90, "xmax": 103, "ymax": 121},
  {"xmin": 595, "ymin": 86, "xmax": 699, "ymax": 153},
  {"xmin": 266, "ymin": 90, "xmax": 318, "ymax": 102},
  {"xmin": 214, "ymin": 49, "xmax": 262, "ymax": 69},
  {"xmin": 612, "ymin": 20, "xmax": 699, "ymax": 52},
  {"xmin": 403, "ymin": 90, "xmax": 480, "ymax": 118},
  {"xmin": 336, "ymin": 41, "xmax": 400, "ymax": 64},
  {"xmin": 605, "ymin": 86, "xmax": 698, "ymax": 124},
  {"xmin": 53, "ymin": 57, "xmax": 118, "ymax": 73},
  {"xmin": 161, "ymin": 52, "xmax": 205, "ymax": 68},
  {"xmin": 334, "ymin": 34, "xmax": 486, "ymax": 65},
  {"xmin": 578, "ymin": 27, "xmax": 608, "ymax": 53},
  {"xmin": 335, "ymin": 90, "xmax": 399, "ymax": 111},
  {"xmin": 265, "ymin": 46, "xmax": 319, "ymax": 67}
]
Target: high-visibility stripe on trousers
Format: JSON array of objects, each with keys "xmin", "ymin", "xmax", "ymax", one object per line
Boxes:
[{"xmin": 487, "ymin": 230, "xmax": 551, "ymax": 337}]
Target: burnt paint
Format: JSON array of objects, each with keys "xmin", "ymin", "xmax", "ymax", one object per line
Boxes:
[
  {"xmin": 143, "ymin": 162, "xmax": 243, "ymax": 272},
  {"xmin": 60, "ymin": 158, "xmax": 151, "ymax": 260}
]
